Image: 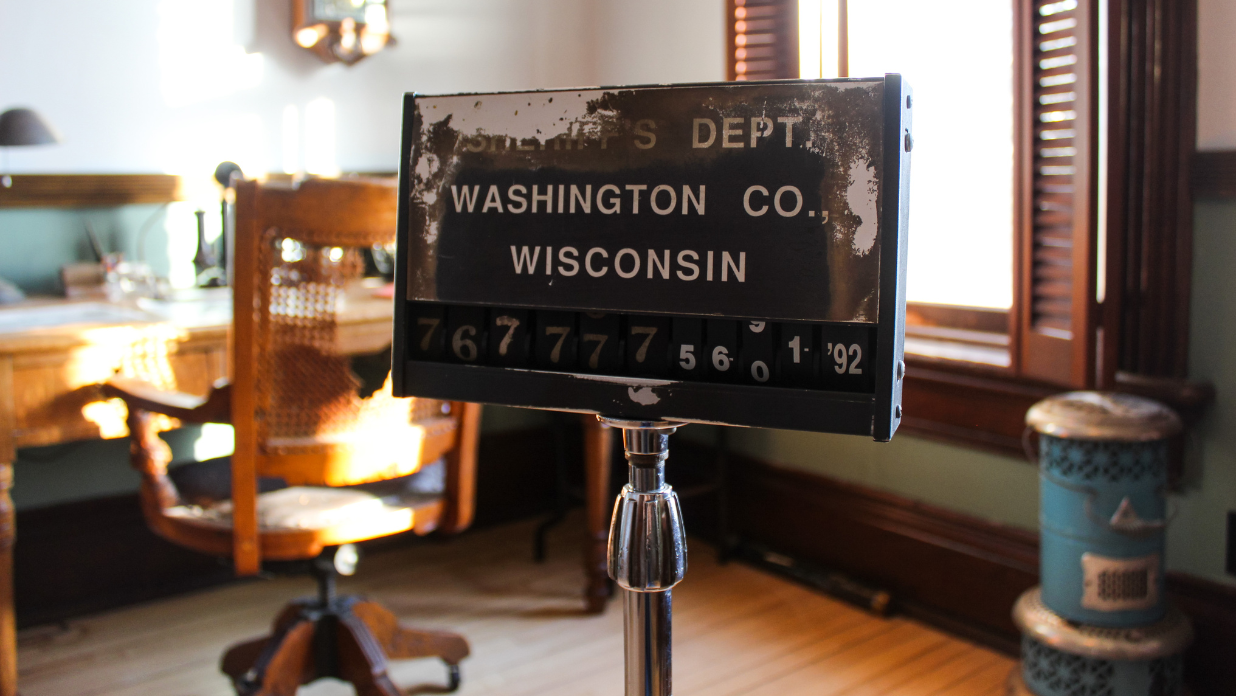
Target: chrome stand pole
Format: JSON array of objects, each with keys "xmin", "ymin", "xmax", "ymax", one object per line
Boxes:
[{"xmin": 601, "ymin": 417, "xmax": 688, "ymax": 696}]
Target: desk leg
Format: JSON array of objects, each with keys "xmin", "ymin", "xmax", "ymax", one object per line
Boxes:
[
  {"xmin": 0, "ymin": 463, "xmax": 14, "ymax": 696},
  {"xmin": 0, "ymin": 354, "xmax": 16, "ymax": 696},
  {"xmin": 582, "ymin": 417, "xmax": 613, "ymax": 614}
]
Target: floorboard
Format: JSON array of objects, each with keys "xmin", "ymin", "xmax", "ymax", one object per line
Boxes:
[{"xmin": 17, "ymin": 515, "xmax": 1015, "ymax": 695}]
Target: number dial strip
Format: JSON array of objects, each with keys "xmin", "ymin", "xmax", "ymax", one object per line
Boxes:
[{"xmin": 408, "ymin": 303, "xmax": 874, "ymax": 393}]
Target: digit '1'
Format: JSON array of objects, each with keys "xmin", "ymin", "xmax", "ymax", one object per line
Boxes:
[{"xmin": 777, "ymin": 322, "xmax": 814, "ymax": 387}]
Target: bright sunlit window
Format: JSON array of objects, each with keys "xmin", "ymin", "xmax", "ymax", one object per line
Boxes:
[{"xmin": 800, "ymin": 0, "xmax": 1015, "ymax": 310}]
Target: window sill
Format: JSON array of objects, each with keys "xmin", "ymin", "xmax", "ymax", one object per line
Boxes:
[
  {"xmin": 901, "ymin": 360, "xmax": 1056, "ymax": 458},
  {"xmin": 900, "ymin": 358, "xmax": 1215, "ymax": 460},
  {"xmin": 905, "ymin": 337, "xmax": 1009, "ymax": 369}
]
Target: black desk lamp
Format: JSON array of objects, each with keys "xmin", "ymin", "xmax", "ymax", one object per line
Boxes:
[{"xmin": 0, "ymin": 107, "xmax": 61, "ymax": 188}]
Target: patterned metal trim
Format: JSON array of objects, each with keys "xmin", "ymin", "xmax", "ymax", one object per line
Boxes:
[
  {"xmin": 1023, "ymin": 635, "xmax": 1116, "ymax": 696},
  {"xmin": 1013, "ymin": 587, "xmax": 1192, "ymax": 661},
  {"xmin": 1040, "ymin": 436, "xmax": 1167, "ymax": 483}
]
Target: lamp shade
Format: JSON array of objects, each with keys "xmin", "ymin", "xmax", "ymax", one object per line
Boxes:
[{"xmin": 0, "ymin": 108, "xmax": 61, "ymax": 147}]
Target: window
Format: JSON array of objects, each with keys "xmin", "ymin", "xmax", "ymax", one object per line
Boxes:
[
  {"xmin": 805, "ymin": 0, "xmax": 1016, "ymax": 314},
  {"xmin": 726, "ymin": 0, "xmax": 1202, "ymax": 453}
]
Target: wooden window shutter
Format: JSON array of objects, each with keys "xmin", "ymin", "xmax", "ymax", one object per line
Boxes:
[
  {"xmin": 1016, "ymin": 0, "xmax": 1098, "ymax": 387},
  {"xmin": 726, "ymin": 0, "xmax": 799, "ymax": 81}
]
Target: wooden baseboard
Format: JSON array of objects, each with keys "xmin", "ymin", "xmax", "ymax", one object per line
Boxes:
[
  {"xmin": 1195, "ymin": 150, "xmax": 1236, "ymax": 199},
  {"xmin": 14, "ymin": 494, "xmax": 233, "ymax": 628},
  {"xmin": 720, "ymin": 444, "xmax": 1039, "ymax": 647},
  {"xmin": 691, "ymin": 440, "xmax": 1236, "ymax": 696},
  {"xmin": 14, "ymin": 426, "xmax": 563, "ymax": 629}
]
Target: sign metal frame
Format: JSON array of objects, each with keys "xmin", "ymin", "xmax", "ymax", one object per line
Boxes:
[{"xmin": 393, "ymin": 76, "xmax": 911, "ymax": 440}]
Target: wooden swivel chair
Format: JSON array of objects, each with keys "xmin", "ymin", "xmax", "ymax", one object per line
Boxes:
[{"xmin": 103, "ymin": 177, "xmax": 481, "ymax": 696}]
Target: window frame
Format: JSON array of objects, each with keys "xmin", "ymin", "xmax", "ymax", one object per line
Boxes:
[{"xmin": 726, "ymin": 0, "xmax": 1206, "ymax": 455}]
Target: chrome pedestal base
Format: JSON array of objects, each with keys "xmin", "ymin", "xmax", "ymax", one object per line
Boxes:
[{"xmin": 601, "ymin": 417, "xmax": 688, "ymax": 696}]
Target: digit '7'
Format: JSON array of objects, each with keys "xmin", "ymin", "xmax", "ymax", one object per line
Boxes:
[
  {"xmin": 582, "ymin": 333, "xmax": 608, "ymax": 369},
  {"xmin": 545, "ymin": 326, "xmax": 571, "ymax": 363}
]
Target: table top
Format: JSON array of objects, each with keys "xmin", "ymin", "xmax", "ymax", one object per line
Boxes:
[
  {"xmin": 0, "ymin": 281, "xmax": 397, "ymax": 459},
  {"xmin": 0, "ymin": 281, "xmax": 395, "ymax": 356}
]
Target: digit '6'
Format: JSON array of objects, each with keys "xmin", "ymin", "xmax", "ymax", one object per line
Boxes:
[{"xmin": 452, "ymin": 325, "xmax": 479, "ymax": 362}]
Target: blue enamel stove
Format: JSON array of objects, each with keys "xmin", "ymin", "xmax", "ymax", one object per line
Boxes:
[
  {"xmin": 1013, "ymin": 392, "xmax": 1191, "ymax": 696},
  {"xmin": 1027, "ymin": 392, "xmax": 1182, "ymax": 628}
]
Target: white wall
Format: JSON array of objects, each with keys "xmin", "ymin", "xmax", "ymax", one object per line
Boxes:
[
  {"xmin": 0, "ymin": 0, "xmax": 723, "ymax": 176},
  {"xmin": 1198, "ymin": 0, "xmax": 1236, "ymax": 149}
]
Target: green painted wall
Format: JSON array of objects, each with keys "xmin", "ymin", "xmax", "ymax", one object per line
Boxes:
[{"xmin": 0, "ymin": 205, "xmax": 182, "ymax": 296}]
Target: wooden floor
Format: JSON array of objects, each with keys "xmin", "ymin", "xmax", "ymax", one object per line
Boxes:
[{"xmin": 16, "ymin": 516, "xmax": 1016, "ymax": 695}]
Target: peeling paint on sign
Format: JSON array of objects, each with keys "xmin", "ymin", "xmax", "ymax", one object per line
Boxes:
[
  {"xmin": 404, "ymin": 80, "xmax": 887, "ymax": 323},
  {"xmin": 627, "ymin": 386, "xmax": 661, "ymax": 405}
]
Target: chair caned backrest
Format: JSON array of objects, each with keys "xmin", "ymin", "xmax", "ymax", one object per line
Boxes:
[{"xmin": 230, "ymin": 177, "xmax": 438, "ymax": 573}]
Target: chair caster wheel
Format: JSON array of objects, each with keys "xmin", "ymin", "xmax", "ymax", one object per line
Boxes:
[{"xmin": 446, "ymin": 663, "xmax": 461, "ymax": 692}]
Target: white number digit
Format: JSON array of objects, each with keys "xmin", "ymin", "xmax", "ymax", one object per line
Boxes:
[
  {"xmin": 631, "ymin": 326, "xmax": 657, "ymax": 363},
  {"xmin": 848, "ymin": 344, "xmax": 863, "ymax": 374},
  {"xmin": 495, "ymin": 316, "xmax": 520, "ymax": 356},
  {"xmin": 582, "ymin": 333, "xmax": 608, "ymax": 369},
  {"xmin": 712, "ymin": 345, "xmax": 731, "ymax": 371},
  {"xmin": 750, "ymin": 360, "xmax": 769, "ymax": 382},
  {"xmin": 832, "ymin": 342, "xmax": 848, "ymax": 374},
  {"xmin": 545, "ymin": 326, "xmax": 570, "ymax": 364},
  {"xmin": 678, "ymin": 344, "xmax": 696, "ymax": 370},
  {"xmin": 748, "ymin": 321, "xmax": 766, "ymax": 333},
  {"xmin": 451, "ymin": 325, "xmax": 478, "ymax": 362},
  {"xmin": 788, "ymin": 335, "xmax": 801, "ymax": 364},
  {"xmin": 416, "ymin": 317, "xmax": 440, "ymax": 352}
]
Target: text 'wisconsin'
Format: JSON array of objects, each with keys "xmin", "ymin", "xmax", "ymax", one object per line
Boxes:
[{"xmin": 510, "ymin": 246, "xmax": 746, "ymax": 282}]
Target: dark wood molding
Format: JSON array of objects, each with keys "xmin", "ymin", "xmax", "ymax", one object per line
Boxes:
[
  {"xmin": 900, "ymin": 365, "xmax": 1058, "ymax": 458},
  {"xmin": 1164, "ymin": 572, "xmax": 1236, "ymax": 694},
  {"xmin": 906, "ymin": 303, "xmax": 1009, "ymax": 334},
  {"xmin": 898, "ymin": 362, "xmax": 1213, "ymax": 459},
  {"xmin": 1111, "ymin": 370, "xmax": 1216, "ymax": 427},
  {"xmin": 1101, "ymin": 0, "xmax": 1199, "ymax": 383},
  {"xmin": 705, "ymin": 441, "xmax": 1236, "ymax": 695},
  {"xmin": 1194, "ymin": 150, "xmax": 1236, "ymax": 199},
  {"xmin": 723, "ymin": 445, "xmax": 1039, "ymax": 649},
  {"xmin": 724, "ymin": 0, "xmax": 799, "ymax": 81},
  {"xmin": 0, "ymin": 175, "xmax": 192, "ymax": 209},
  {"xmin": 14, "ymin": 493, "xmax": 234, "ymax": 629}
]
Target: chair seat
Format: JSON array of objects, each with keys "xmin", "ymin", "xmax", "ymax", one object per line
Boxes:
[
  {"xmin": 169, "ymin": 486, "xmax": 441, "ymax": 533},
  {"xmin": 148, "ymin": 469, "xmax": 448, "ymax": 561}
]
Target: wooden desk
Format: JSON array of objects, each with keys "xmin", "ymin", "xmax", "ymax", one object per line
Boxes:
[{"xmin": 0, "ymin": 286, "xmax": 393, "ymax": 695}]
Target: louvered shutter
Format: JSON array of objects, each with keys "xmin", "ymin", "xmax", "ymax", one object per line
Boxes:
[
  {"xmin": 1017, "ymin": 0, "xmax": 1097, "ymax": 387},
  {"xmin": 726, "ymin": 0, "xmax": 799, "ymax": 81}
]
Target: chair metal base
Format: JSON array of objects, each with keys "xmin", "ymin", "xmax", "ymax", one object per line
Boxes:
[{"xmin": 221, "ymin": 595, "xmax": 468, "ymax": 696}]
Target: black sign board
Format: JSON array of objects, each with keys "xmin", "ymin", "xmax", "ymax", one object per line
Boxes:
[{"xmin": 394, "ymin": 76, "xmax": 911, "ymax": 440}]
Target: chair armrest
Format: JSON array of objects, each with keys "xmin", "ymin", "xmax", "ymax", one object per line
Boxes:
[{"xmin": 103, "ymin": 376, "xmax": 232, "ymax": 424}]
